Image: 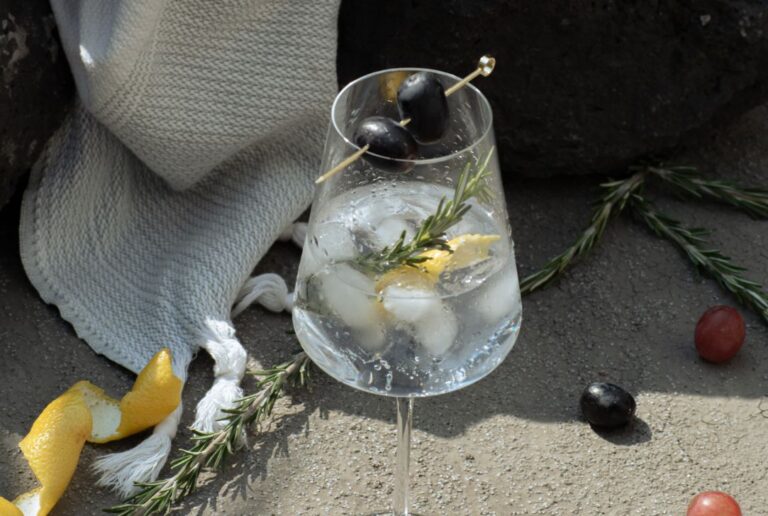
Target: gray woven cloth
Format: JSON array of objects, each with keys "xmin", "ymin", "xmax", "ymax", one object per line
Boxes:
[{"xmin": 19, "ymin": 0, "xmax": 339, "ymax": 496}]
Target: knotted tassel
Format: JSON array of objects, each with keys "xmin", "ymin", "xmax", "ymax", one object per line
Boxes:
[
  {"xmin": 232, "ymin": 273, "xmax": 294, "ymax": 318},
  {"xmin": 93, "ymin": 404, "xmax": 182, "ymax": 498},
  {"xmin": 91, "ymin": 224, "xmax": 304, "ymax": 498},
  {"xmin": 192, "ymin": 320, "xmax": 248, "ymax": 433},
  {"xmin": 278, "ymin": 221, "xmax": 307, "ymax": 248}
]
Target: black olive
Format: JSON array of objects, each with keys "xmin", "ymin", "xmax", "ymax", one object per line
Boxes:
[
  {"xmin": 397, "ymin": 72, "xmax": 449, "ymax": 143},
  {"xmin": 353, "ymin": 116, "xmax": 418, "ymax": 171},
  {"xmin": 579, "ymin": 382, "xmax": 636, "ymax": 429}
]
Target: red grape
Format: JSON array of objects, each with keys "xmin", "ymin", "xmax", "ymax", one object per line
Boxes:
[
  {"xmin": 694, "ymin": 306, "xmax": 745, "ymax": 363},
  {"xmin": 687, "ymin": 491, "xmax": 742, "ymax": 516}
]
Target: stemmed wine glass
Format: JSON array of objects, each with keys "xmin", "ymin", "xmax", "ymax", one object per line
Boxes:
[{"xmin": 293, "ymin": 66, "xmax": 522, "ymax": 515}]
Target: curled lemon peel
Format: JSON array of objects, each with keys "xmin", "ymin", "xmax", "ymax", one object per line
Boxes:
[
  {"xmin": 0, "ymin": 497, "xmax": 22, "ymax": 516},
  {"xmin": 376, "ymin": 234, "xmax": 500, "ymax": 293},
  {"xmin": 2, "ymin": 348, "xmax": 182, "ymax": 515},
  {"xmin": 17, "ymin": 388, "xmax": 92, "ymax": 516},
  {"xmin": 376, "ymin": 265, "xmax": 435, "ymax": 293},
  {"xmin": 417, "ymin": 234, "xmax": 500, "ymax": 277},
  {"xmin": 115, "ymin": 348, "xmax": 182, "ymax": 438},
  {"xmin": 91, "ymin": 348, "xmax": 182, "ymax": 442}
]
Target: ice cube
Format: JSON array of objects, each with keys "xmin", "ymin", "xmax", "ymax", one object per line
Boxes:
[
  {"xmin": 380, "ymin": 285, "xmax": 440, "ymax": 324},
  {"xmin": 320, "ymin": 264, "xmax": 378, "ymax": 329},
  {"xmin": 380, "ymin": 283, "xmax": 457, "ymax": 356},
  {"xmin": 353, "ymin": 322, "xmax": 389, "ymax": 354},
  {"xmin": 372, "ymin": 216, "xmax": 414, "ymax": 248},
  {"xmin": 313, "ymin": 221, "xmax": 356, "ymax": 262},
  {"xmin": 356, "ymin": 194, "xmax": 411, "ymax": 225},
  {"xmin": 414, "ymin": 303, "xmax": 458, "ymax": 356},
  {"xmin": 444, "ymin": 200, "xmax": 492, "ymax": 239},
  {"xmin": 476, "ymin": 266, "xmax": 521, "ymax": 323},
  {"xmin": 298, "ymin": 244, "xmax": 321, "ymax": 276}
]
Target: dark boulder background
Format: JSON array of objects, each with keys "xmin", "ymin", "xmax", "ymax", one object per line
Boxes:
[
  {"xmin": 0, "ymin": 0, "xmax": 72, "ymax": 210},
  {"xmin": 2, "ymin": 0, "xmax": 768, "ymax": 213},
  {"xmin": 337, "ymin": 0, "xmax": 768, "ymax": 177}
]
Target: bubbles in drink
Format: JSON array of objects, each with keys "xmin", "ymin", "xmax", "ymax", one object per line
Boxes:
[{"xmin": 293, "ymin": 182, "xmax": 521, "ymax": 397}]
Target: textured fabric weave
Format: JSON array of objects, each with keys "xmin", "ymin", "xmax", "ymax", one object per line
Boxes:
[
  {"xmin": 20, "ymin": 108, "xmax": 323, "ymax": 376},
  {"xmin": 51, "ymin": 0, "xmax": 339, "ymax": 190},
  {"xmin": 18, "ymin": 0, "xmax": 339, "ymax": 492}
]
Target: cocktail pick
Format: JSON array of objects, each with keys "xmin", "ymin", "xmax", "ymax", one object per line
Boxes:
[{"xmin": 315, "ymin": 55, "xmax": 496, "ymax": 184}]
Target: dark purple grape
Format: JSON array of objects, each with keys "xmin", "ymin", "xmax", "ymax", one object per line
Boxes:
[
  {"xmin": 580, "ymin": 382, "xmax": 636, "ymax": 429},
  {"xmin": 354, "ymin": 116, "xmax": 417, "ymax": 171},
  {"xmin": 397, "ymin": 72, "xmax": 449, "ymax": 143}
]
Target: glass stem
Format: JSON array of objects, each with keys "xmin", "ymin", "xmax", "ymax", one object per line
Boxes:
[{"xmin": 393, "ymin": 397, "xmax": 413, "ymax": 515}]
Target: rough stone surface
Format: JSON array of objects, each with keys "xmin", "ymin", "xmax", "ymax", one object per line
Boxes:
[
  {"xmin": 2, "ymin": 0, "xmax": 767, "ymax": 208},
  {"xmin": 0, "ymin": 0, "xmax": 73, "ymax": 210},
  {"xmin": 2, "ymin": 103, "xmax": 768, "ymax": 514},
  {"xmin": 338, "ymin": 0, "xmax": 768, "ymax": 177}
]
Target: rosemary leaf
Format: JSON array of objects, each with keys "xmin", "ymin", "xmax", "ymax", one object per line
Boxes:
[
  {"xmin": 356, "ymin": 147, "xmax": 495, "ymax": 274},
  {"xmin": 646, "ymin": 165, "xmax": 768, "ymax": 219},
  {"xmin": 106, "ymin": 352, "xmax": 311, "ymax": 516},
  {"xmin": 519, "ymin": 170, "xmax": 647, "ymax": 295},
  {"xmin": 106, "ymin": 162, "xmax": 768, "ymax": 515},
  {"xmin": 630, "ymin": 193, "xmax": 768, "ymax": 323}
]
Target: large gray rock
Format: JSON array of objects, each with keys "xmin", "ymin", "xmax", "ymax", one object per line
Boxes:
[
  {"xmin": 2, "ymin": 0, "xmax": 767, "ymax": 200},
  {"xmin": 338, "ymin": 0, "xmax": 768, "ymax": 177},
  {"xmin": 0, "ymin": 0, "xmax": 73, "ymax": 209}
]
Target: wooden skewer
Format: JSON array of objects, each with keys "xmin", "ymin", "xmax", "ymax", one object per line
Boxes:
[
  {"xmin": 445, "ymin": 55, "xmax": 496, "ymax": 96},
  {"xmin": 318, "ymin": 145, "xmax": 370, "ymax": 181},
  {"xmin": 315, "ymin": 55, "xmax": 496, "ymax": 184}
]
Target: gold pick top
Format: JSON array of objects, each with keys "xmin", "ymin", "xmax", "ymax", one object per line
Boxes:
[{"xmin": 315, "ymin": 55, "xmax": 496, "ymax": 184}]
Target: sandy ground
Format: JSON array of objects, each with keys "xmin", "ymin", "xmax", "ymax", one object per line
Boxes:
[{"xmin": 2, "ymin": 106, "xmax": 768, "ymax": 515}]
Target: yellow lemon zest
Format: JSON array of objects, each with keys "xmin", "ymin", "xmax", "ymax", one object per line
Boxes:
[
  {"xmin": 379, "ymin": 70, "xmax": 410, "ymax": 102},
  {"xmin": 375, "ymin": 265, "xmax": 436, "ymax": 293},
  {"xmin": 375, "ymin": 234, "xmax": 500, "ymax": 294},
  {"xmin": 3, "ymin": 349, "xmax": 182, "ymax": 515},
  {"xmin": 18, "ymin": 388, "xmax": 92, "ymax": 515},
  {"xmin": 0, "ymin": 497, "xmax": 22, "ymax": 516},
  {"xmin": 115, "ymin": 348, "xmax": 182, "ymax": 439},
  {"xmin": 418, "ymin": 234, "xmax": 500, "ymax": 277}
]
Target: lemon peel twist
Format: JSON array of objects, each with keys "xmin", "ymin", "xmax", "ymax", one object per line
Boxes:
[
  {"xmin": 375, "ymin": 234, "xmax": 500, "ymax": 292},
  {"xmin": 0, "ymin": 349, "xmax": 182, "ymax": 516}
]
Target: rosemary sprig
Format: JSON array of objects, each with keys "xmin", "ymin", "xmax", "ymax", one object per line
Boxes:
[
  {"xmin": 106, "ymin": 352, "xmax": 312, "ymax": 516},
  {"xmin": 645, "ymin": 165, "xmax": 768, "ymax": 218},
  {"xmin": 104, "ymin": 162, "xmax": 768, "ymax": 514},
  {"xmin": 519, "ymin": 170, "xmax": 647, "ymax": 295},
  {"xmin": 356, "ymin": 148, "xmax": 494, "ymax": 274},
  {"xmin": 630, "ymin": 193, "xmax": 768, "ymax": 322}
]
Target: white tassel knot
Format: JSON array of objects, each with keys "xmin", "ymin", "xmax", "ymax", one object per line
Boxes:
[
  {"xmin": 93, "ymin": 404, "xmax": 182, "ymax": 497},
  {"xmin": 95, "ymin": 223, "xmax": 302, "ymax": 495},
  {"xmin": 232, "ymin": 273, "xmax": 294, "ymax": 317},
  {"xmin": 278, "ymin": 221, "xmax": 307, "ymax": 248},
  {"xmin": 193, "ymin": 320, "xmax": 247, "ymax": 433}
]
